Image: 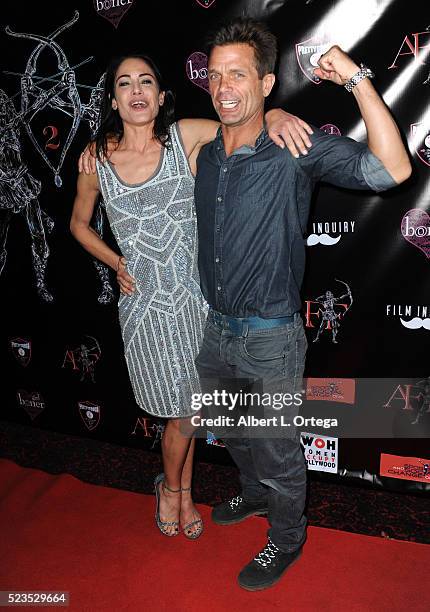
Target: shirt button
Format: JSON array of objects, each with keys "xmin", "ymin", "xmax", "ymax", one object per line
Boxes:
[
  {"xmin": 215, "ymin": 257, "xmax": 220, "ymax": 263},
  {"xmin": 217, "ymin": 285, "xmax": 221, "ymax": 291},
  {"xmin": 217, "ymin": 196, "xmax": 223, "ymax": 202},
  {"xmin": 128, "ymin": 240, "xmax": 133, "ymax": 246},
  {"xmin": 223, "ymin": 167, "xmax": 228, "ymax": 173}
]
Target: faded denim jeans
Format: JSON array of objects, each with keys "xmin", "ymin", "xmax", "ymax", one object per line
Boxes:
[{"xmin": 195, "ymin": 313, "xmax": 308, "ymax": 553}]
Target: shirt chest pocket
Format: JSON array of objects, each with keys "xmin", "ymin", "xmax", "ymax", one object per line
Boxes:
[{"xmin": 238, "ymin": 160, "xmax": 278, "ymax": 204}]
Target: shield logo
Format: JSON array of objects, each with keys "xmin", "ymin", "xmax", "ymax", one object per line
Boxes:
[
  {"xmin": 93, "ymin": 0, "xmax": 135, "ymax": 29},
  {"xmin": 320, "ymin": 124, "xmax": 341, "ymax": 136},
  {"xmin": 195, "ymin": 0, "xmax": 216, "ymax": 7},
  {"xmin": 295, "ymin": 38, "xmax": 332, "ymax": 85},
  {"xmin": 17, "ymin": 390, "xmax": 45, "ymax": 420},
  {"xmin": 78, "ymin": 401, "xmax": 101, "ymax": 431},
  {"xmin": 10, "ymin": 337, "xmax": 32, "ymax": 367},
  {"xmin": 410, "ymin": 122, "xmax": 430, "ymax": 167}
]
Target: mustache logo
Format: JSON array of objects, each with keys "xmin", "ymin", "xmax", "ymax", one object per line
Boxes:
[
  {"xmin": 307, "ymin": 233, "xmax": 341, "ymax": 246},
  {"xmin": 400, "ymin": 317, "xmax": 430, "ymax": 330}
]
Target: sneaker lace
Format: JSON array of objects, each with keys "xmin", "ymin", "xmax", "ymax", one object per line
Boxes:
[
  {"xmin": 229, "ymin": 496, "xmax": 243, "ymax": 509},
  {"xmin": 254, "ymin": 539, "xmax": 280, "ymax": 567}
]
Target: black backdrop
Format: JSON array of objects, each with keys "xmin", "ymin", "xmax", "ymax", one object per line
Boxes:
[{"xmin": 2, "ymin": 0, "xmax": 429, "ymax": 491}]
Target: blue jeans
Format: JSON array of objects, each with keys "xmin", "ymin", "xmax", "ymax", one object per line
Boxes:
[{"xmin": 195, "ymin": 313, "xmax": 308, "ymax": 552}]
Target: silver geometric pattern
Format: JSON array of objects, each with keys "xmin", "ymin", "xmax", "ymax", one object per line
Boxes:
[{"xmin": 97, "ymin": 123, "xmax": 207, "ymax": 416}]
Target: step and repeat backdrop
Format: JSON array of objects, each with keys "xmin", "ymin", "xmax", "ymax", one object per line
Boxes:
[{"xmin": 2, "ymin": 0, "xmax": 429, "ymax": 491}]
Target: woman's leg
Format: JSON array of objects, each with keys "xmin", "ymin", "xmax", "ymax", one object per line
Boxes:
[
  {"xmin": 158, "ymin": 418, "xmax": 201, "ymax": 536},
  {"xmin": 158, "ymin": 418, "xmax": 192, "ymax": 535},
  {"xmin": 179, "ymin": 436, "xmax": 203, "ymax": 536}
]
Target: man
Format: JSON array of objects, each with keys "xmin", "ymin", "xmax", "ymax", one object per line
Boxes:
[{"xmin": 194, "ymin": 17, "xmax": 411, "ymax": 591}]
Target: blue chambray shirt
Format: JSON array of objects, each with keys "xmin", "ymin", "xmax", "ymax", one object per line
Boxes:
[{"xmin": 194, "ymin": 126, "xmax": 396, "ymax": 318}]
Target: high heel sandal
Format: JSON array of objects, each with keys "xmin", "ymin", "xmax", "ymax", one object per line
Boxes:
[
  {"xmin": 181, "ymin": 485, "xmax": 204, "ymax": 540},
  {"xmin": 154, "ymin": 473, "xmax": 181, "ymax": 537}
]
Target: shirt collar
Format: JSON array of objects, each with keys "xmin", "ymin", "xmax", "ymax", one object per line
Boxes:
[{"xmin": 215, "ymin": 125, "xmax": 268, "ymax": 156}]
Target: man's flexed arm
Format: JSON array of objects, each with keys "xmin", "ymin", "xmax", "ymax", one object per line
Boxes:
[{"xmin": 314, "ymin": 46, "xmax": 412, "ymax": 185}]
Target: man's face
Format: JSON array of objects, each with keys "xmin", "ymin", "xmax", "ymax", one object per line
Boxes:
[{"xmin": 208, "ymin": 43, "xmax": 275, "ymax": 127}]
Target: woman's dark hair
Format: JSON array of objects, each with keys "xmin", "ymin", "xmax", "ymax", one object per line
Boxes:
[
  {"xmin": 95, "ymin": 53, "xmax": 175, "ymax": 161},
  {"xmin": 205, "ymin": 17, "xmax": 277, "ymax": 79}
]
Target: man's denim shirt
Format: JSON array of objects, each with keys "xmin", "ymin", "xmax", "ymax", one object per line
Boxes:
[{"xmin": 194, "ymin": 126, "xmax": 396, "ymax": 318}]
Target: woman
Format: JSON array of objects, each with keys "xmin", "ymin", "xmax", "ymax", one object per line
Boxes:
[{"xmin": 71, "ymin": 53, "xmax": 312, "ymax": 539}]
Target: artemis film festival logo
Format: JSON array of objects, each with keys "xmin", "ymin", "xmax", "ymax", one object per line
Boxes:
[
  {"xmin": 304, "ymin": 280, "xmax": 353, "ymax": 344},
  {"xmin": 62, "ymin": 336, "xmax": 101, "ymax": 383},
  {"xmin": 131, "ymin": 416, "xmax": 165, "ymax": 449},
  {"xmin": 93, "ymin": 0, "xmax": 135, "ymax": 29}
]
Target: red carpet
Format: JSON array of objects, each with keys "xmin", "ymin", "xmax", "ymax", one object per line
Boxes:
[{"xmin": 0, "ymin": 459, "xmax": 428, "ymax": 611}]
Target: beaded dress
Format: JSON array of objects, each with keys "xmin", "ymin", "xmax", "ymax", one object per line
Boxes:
[{"xmin": 96, "ymin": 123, "xmax": 207, "ymax": 417}]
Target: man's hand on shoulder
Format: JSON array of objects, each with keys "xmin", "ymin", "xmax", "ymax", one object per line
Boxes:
[{"xmin": 78, "ymin": 136, "xmax": 119, "ymax": 175}]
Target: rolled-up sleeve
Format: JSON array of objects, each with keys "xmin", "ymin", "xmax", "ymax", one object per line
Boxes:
[
  {"xmin": 360, "ymin": 150, "xmax": 397, "ymax": 192},
  {"xmin": 297, "ymin": 127, "xmax": 397, "ymax": 192}
]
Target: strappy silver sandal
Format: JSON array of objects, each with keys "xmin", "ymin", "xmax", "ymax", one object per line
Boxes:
[
  {"xmin": 154, "ymin": 473, "xmax": 181, "ymax": 537},
  {"xmin": 181, "ymin": 485, "xmax": 204, "ymax": 540}
]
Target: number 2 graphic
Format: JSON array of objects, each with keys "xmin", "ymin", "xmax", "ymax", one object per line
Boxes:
[{"xmin": 43, "ymin": 125, "xmax": 60, "ymax": 150}]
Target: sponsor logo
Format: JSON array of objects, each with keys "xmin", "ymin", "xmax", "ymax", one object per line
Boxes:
[
  {"xmin": 410, "ymin": 123, "xmax": 430, "ymax": 167},
  {"xmin": 306, "ymin": 378, "xmax": 355, "ymax": 404},
  {"xmin": 195, "ymin": 0, "xmax": 216, "ymax": 7},
  {"xmin": 305, "ymin": 279, "xmax": 353, "ymax": 344},
  {"xmin": 10, "ymin": 337, "xmax": 32, "ymax": 367},
  {"xmin": 131, "ymin": 417, "xmax": 165, "ymax": 448},
  {"xmin": 93, "ymin": 0, "xmax": 134, "ymax": 29},
  {"xmin": 295, "ymin": 38, "xmax": 332, "ymax": 84},
  {"xmin": 320, "ymin": 124, "xmax": 341, "ymax": 136},
  {"xmin": 386, "ymin": 304, "xmax": 430, "ymax": 331},
  {"xmin": 78, "ymin": 401, "xmax": 101, "ymax": 431},
  {"xmin": 401, "ymin": 209, "xmax": 430, "ymax": 258},
  {"xmin": 17, "ymin": 390, "xmax": 45, "ymax": 420},
  {"xmin": 383, "ymin": 379, "xmax": 430, "ymax": 425},
  {"xmin": 206, "ymin": 431, "xmax": 225, "ymax": 447},
  {"xmin": 301, "ymin": 432, "xmax": 338, "ymax": 473},
  {"xmin": 307, "ymin": 220, "xmax": 355, "ymax": 247},
  {"xmin": 186, "ymin": 52, "xmax": 209, "ymax": 93},
  {"xmin": 388, "ymin": 31, "xmax": 430, "ymax": 69},
  {"xmin": 62, "ymin": 336, "xmax": 101, "ymax": 383},
  {"xmin": 380, "ymin": 453, "xmax": 430, "ymax": 483}
]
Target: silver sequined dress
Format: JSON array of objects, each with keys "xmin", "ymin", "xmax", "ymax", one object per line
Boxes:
[{"xmin": 96, "ymin": 123, "xmax": 207, "ymax": 417}]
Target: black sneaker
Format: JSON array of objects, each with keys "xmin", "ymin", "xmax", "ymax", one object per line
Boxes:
[
  {"xmin": 238, "ymin": 538, "xmax": 302, "ymax": 591},
  {"xmin": 211, "ymin": 495, "xmax": 268, "ymax": 525}
]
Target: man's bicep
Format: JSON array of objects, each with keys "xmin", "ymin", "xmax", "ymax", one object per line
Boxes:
[{"xmin": 297, "ymin": 129, "xmax": 394, "ymax": 191}]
